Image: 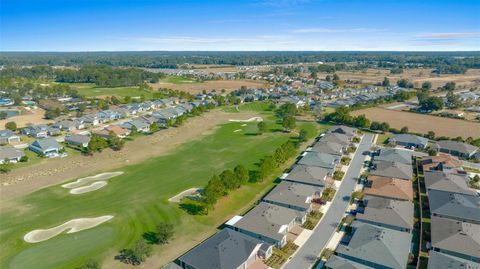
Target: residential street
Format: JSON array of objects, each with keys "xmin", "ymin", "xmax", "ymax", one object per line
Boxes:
[{"xmin": 284, "ymin": 133, "xmax": 375, "ymax": 269}]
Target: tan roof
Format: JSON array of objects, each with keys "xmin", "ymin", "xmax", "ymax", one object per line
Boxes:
[
  {"xmin": 420, "ymin": 154, "xmax": 463, "ymax": 172},
  {"xmin": 106, "ymin": 125, "xmax": 129, "ymax": 135},
  {"xmin": 364, "ymin": 175, "xmax": 413, "ymax": 201}
]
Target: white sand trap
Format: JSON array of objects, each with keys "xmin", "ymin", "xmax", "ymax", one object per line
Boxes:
[
  {"xmin": 62, "ymin": 172, "xmax": 123, "ymax": 189},
  {"xmin": 70, "ymin": 181, "xmax": 108, "ymax": 194},
  {"xmin": 233, "ymin": 129, "xmax": 242, "ymax": 132},
  {"xmin": 24, "ymin": 215, "xmax": 114, "ymax": 243},
  {"xmin": 168, "ymin": 188, "xmax": 202, "ymax": 202},
  {"xmin": 229, "ymin": 117, "xmax": 263, "ymax": 122},
  {"xmin": 241, "ymin": 124, "xmax": 247, "ymax": 126}
]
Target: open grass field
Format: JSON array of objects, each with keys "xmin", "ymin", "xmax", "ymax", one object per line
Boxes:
[
  {"xmin": 352, "ymin": 107, "xmax": 480, "ymax": 138},
  {"xmin": 74, "ymin": 85, "xmax": 154, "ymax": 99},
  {"xmin": 0, "ymin": 106, "xmax": 321, "ymax": 269}
]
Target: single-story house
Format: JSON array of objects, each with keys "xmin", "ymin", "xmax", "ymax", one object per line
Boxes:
[
  {"xmin": 121, "ymin": 119, "xmax": 150, "ymax": 133},
  {"xmin": 370, "ymin": 160, "xmax": 413, "ymax": 181},
  {"xmin": 356, "ymin": 195, "xmax": 414, "ymax": 233},
  {"xmin": 389, "ymin": 134, "xmax": 428, "ymax": 149},
  {"xmin": 0, "ymin": 146, "xmax": 25, "ymax": 164},
  {"xmin": 228, "ymin": 202, "xmax": 305, "ymax": 248},
  {"xmin": 65, "ymin": 134, "xmax": 90, "ymax": 148},
  {"xmin": 427, "ymin": 251, "xmax": 480, "ymax": 269},
  {"xmin": 309, "ymin": 140, "xmax": 344, "ymax": 156},
  {"xmin": 374, "ymin": 148, "xmax": 413, "ymax": 165},
  {"xmin": 263, "ymin": 181, "xmax": 323, "ymax": 213},
  {"xmin": 22, "ymin": 124, "xmax": 48, "ymax": 138},
  {"xmin": 333, "ymin": 221, "xmax": 412, "ymax": 269},
  {"xmin": 297, "ymin": 152, "xmax": 340, "ymax": 171},
  {"xmin": 424, "ymin": 171, "xmax": 475, "ymax": 196},
  {"xmin": 364, "ymin": 175, "xmax": 413, "ymax": 201},
  {"xmin": 176, "ymin": 228, "xmax": 272, "ymax": 269},
  {"xmin": 434, "ymin": 140, "xmax": 479, "ymax": 158},
  {"xmin": 0, "ymin": 130, "xmax": 21, "ymax": 144},
  {"xmin": 29, "ymin": 137, "xmax": 62, "ymax": 157},
  {"xmin": 283, "ymin": 164, "xmax": 329, "ymax": 187},
  {"xmin": 427, "ymin": 190, "xmax": 480, "ymax": 224},
  {"xmin": 430, "ymin": 216, "xmax": 480, "ymax": 262}
]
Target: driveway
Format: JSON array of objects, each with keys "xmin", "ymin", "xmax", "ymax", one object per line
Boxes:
[{"xmin": 283, "ymin": 133, "xmax": 374, "ymax": 269}]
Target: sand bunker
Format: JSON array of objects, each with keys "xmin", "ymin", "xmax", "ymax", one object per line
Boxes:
[
  {"xmin": 241, "ymin": 124, "xmax": 247, "ymax": 126},
  {"xmin": 62, "ymin": 172, "xmax": 123, "ymax": 189},
  {"xmin": 168, "ymin": 188, "xmax": 202, "ymax": 202},
  {"xmin": 70, "ymin": 181, "xmax": 108, "ymax": 194},
  {"xmin": 24, "ymin": 215, "xmax": 114, "ymax": 243},
  {"xmin": 234, "ymin": 129, "xmax": 242, "ymax": 132},
  {"xmin": 229, "ymin": 117, "xmax": 263, "ymax": 122}
]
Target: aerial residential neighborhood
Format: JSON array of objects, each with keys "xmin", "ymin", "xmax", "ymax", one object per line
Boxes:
[{"xmin": 0, "ymin": 1, "xmax": 479, "ymax": 269}]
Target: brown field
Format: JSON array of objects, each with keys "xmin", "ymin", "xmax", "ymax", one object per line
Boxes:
[
  {"xmin": 150, "ymin": 79, "xmax": 269, "ymax": 93},
  {"xmin": 352, "ymin": 107, "xmax": 479, "ymax": 138},
  {"xmin": 316, "ymin": 68, "xmax": 480, "ymax": 89},
  {"xmin": 0, "ymin": 108, "xmax": 52, "ymax": 129}
]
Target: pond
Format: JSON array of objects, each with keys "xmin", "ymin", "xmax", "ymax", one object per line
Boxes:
[{"xmin": 0, "ymin": 110, "xmax": 20, "ymax": 118}]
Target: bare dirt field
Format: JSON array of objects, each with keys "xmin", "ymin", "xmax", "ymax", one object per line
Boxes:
[
  {"xmin": 317, "ymin": 68, "xmax": 480, "ymax": 89},
  {"xmin": 0, "ymin": 108, "xmax": 52, "ymax": 129},
  {"xmin": 0, "ymin": 110, "xmax": 259, "ymax": 201},
  {"xmin": 352, "ymin": 107, "xmax": 479, "ymax": 138},
  {"xmin": 150, "ymin": 79, "xmax": 269, "ymax": 93}
]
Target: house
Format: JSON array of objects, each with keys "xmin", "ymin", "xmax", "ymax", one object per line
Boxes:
[
  {"xmin": 333, "ymin": 221, "xmax": 412, "ymax": 269},
  {"xmin": 427, "ymin": 190, "xmax": 480, "ymax": 224},
  {"xmin": 374, "ymin": 148, "xmax": 413, "ymax": 165},
  {"xmin": 427, "ymin": 251, "xmax": 480, "ymax": 269},
  {"xmin": 389, "ymin": 134, "xmax": 429, "ymax": 149},
  {"xmin": 430, "ymin": 216, "xmax": 480, "ymax": 262},
  {"xmin": 65, "ymin": 134, "xmax": 90, "ymax": 148},
  {"xmin": 176, "ymin": 228, "xmax": 272, "ymax": 269},
  {"xmin": 121, "ymin": 119, "xmax": 150, "ymax": 133},
  {"xmin": 440, "ymin": 110, "xmax": 465, "ymax": 118},
  {"xmin": 283, "ymin": 164, "xmax": 328, "ymax": 186},
  {"xmin": 93, "ymin": 125, "xmax": 130, "ymax": 139},
  {"xmin": 298, "ymin": 152, "xmax": 340, "ymax": 171},
  {"xmin": 97, "ymin": 110, "xmax": 121, "ymax": 123},
  {"xmin": 325, "ymin": 255, "xmax": 372, "ymax": 269},
  {"xmin": 0, "ymin": 130, "xmax": 21, "ymax": 144},
  {"xmin": 326, "ymin": 125, "xmax": 356, "ymax": 138},
  {"xmin": 364, "ymin": 175, "xmax": 413, "ymax": 201},
  {"xmin": 82, "ymin": 115, "xmax": 100, "ymax": 126},
  {"xmin": 356, "ymin": 195, "xmax": 413, "ymax": 232},
  {"xmin": 434, "ymin": 140, "xmax": 479, "ymax": 158},
  {"xmin": 424, "ymin": 171, "xmax": 475, "ymax": 196},
  {"xmin": 22, "ymin": 125, "xmax": 48, "ymax": 138},
  {"xmin": 320, "ymin": 132, "xmax": 351, "ymax": 147},
  {"xmin": 54, "ymin": 120, "xmax": 76, "ymax": 131},
  {"xmin": 309, "ymin": 140, "xmax": 344, "ymax": 156},
  {"xmin": 420, "ymin": 154, "xmax": 463, "ymax": 173},
  {"xmin": 0, "ymin": 146, "xmax": 25, "ymax": 164},
  {"xmin": 370, "ymin": 160, "xmax": 413, "ymax": 180},
  {"xmin": 228, "ymin": 202, "xmax": 304, "ymax": 247},
  {"xmin": 29, "ymin": 137, "xmax": 62, "ymax": 157},
  {"xmin": 263, "ymin": 181, "xmax": 323, "ymax": 213}
]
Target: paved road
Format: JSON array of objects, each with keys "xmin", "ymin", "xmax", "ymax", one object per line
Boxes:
[
  {"xmin": 284, "ymin": 133, "xmax": 374, "ymax": 269},
  {"xmin": 462, "ymin": 160, "xmax": 480, "ymax": 171}
]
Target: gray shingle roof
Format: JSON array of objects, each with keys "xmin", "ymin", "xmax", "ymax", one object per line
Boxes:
[
  {"xmin": 263, "ymin": 181, "xmax": 323, "ymax": 211},
  {"xmin": 371, "ymin": 160, "xmax": 413, "ymax": 180},
  {"xmin": 177, "ymin": 229, "xmax": 267, "ymax": 269},
  {"xmin": 284, "ymin": 164, "xmax": 328, "ymax": 187},
  {"xmin": 430, "ymin": 216, "xmax": 480, "ymax": 259},
  {"xmin": 325, "ymin": 255, "xmax": 372, "ymax": 269},
  {"xmin": 310, "ymin": 140, "xmax": 344, "ymax": 156},
  {"xmin": 428, "ymin": 190, "xmax": 480, "ymax": 223},
  {"xmin": 298, "ymin": 152, "xmax": 340, "ymax": 170},
  {"xmin": 232, "ymin": 202, "xmax": 304, "ymax": 242},
  {"xmin": 30, "ymin": 138, "xmax": 60, "ymax": 151},
  {"xmin": 435, "ymin": 140, "xmax": 479, "ymax": 156},
  {"xmin": 427, "ymin": 251, "xmax": 480, "ymax": 269},
  {"xmin": 327, "ymin": 125, "xmax": 356, "ymax": 138},
  {"xmin": 65, "ymin": 134, "xmax": 90, "ymax": 145},
  {"xmin": 389, "ymin": 134, "xmax": 428, "ymax": 147},
  {"xmin": 375, "ymin": 148, "xmax": 413, "ymax": 165},
  {"xmin": 335, "ymin": 221, "xmax": 412, "ymax": 269},
  {"xmin": 0, "ymin": 147, "xmax": 24, "ymax": 160},
  {"xmin": 356, "ymin": 195, "xmax": 413, "ymax": 231},
  {"xmin": 321, "ymin": 132, "xmax": 351, "ymax": 146},
  {"xmin": 424, "ymin": 171, "xmax": 475, "ymax": 196}
]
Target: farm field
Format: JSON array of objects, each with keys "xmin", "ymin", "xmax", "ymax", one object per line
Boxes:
[
  {"xmin": 150, "ymin": 79, "xmax": 268, "ymax": 94},
  {"xmin": 0, "ymin": 105, "xmax": 322, "ymax": 269},
  {"xmin": 352, "ymin": 107, "xmax": 480, "ymax": 138}
]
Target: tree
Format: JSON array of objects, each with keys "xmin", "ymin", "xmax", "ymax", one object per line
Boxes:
[
  {"xmin": 427, "ymin": 148, "xmax": 437, "ymax": 156},
  {"xmin": 400, "ymin": 126, "xmax": 409, "ymax": 133},
  {"xmin": 325, "ymin": 75, "xmax": 332, "ymax": 82},
  {"xmin": 258, "ymin": 156, "xmax": 276, "ymax": 181},
  {"xmin": 421, "ymin": 81, "xmax": 432, "ymax": 90},
  {"xmin": 117, "ymin": 239, "xmax": 152, "ymax": 265},
  {"xmin": 0, "ymin": 162, "xmax": 13, "ymax": 173},
  {"xmin": 416, "ymin": 89, "xmax": 429, "ymax": 104},
  {"xmin": 427, "ymin": 131, "xmax": 435, "ymax": 140},
  {"xmin": 76, "ymin": 260, "xmax": 100, "ymax": 269},
  {"xmin": 382, "ymin": 77, "xmax": 390, "ymax": 87},
  {"xmin": 282, "ymin": 116, "xmax": 296, "ymax": 132},
  {"xmin": 150, "ymin": 122, "xmax": 160, "ymax": 133},
  {"xmin": 257, "ymin": 121, "xmax": 267, "ymax": 134},
  {"xmin": 108, "ymin": 134, "xmax": 125, "ymax": 151},
  {"xmin": 88, "ymin": 135, "xmax": 108, "ymax": 152},
  {"xmin": 446, "ymin": 91, "xmax": 461, "ymax": 108},
  {"xmin": 420, "ymin": 96, "xmax": 444, "ymax": 111},
  {"xmin": 443, "ymin": 81, "xmax": 456, "ymax": 91},
  {"xmin": 233, "ymin": 165, "xmax": 249, "ymax": 184},
  {"xmin": 352, "ymin": 115, "xmax": 370, "ymax": 128},
  {"xmin": 203, "ymin": 175, "xmax": 226, "ymax": 205},
  {"xmin": 298, "ymin": 129, "xmax": 308, "ymax": 142},
  {"xmin": 380, "ymin": 122, "xmax": 390, "ymax": 132},
  {"xmin": 156, "ymin": 223, "xmax": 174, "ymax": 244},
  {"xmin": 220, "ymin": 169, "xmax": 239, "ymax": 190},
  {"xmin": 278, "ymin": 103, "xmax": 297, "ymax": 117},
  {"xmin": 5, "ymin": 121, "xmax": 17, "ymax": 131},
  {"xmin": 397, "ymin": 79, "xmax": 410, "ymax": 88},
  {"xmin": 0, "ymin": 112, "xmax": 7, "ymax": 120}
]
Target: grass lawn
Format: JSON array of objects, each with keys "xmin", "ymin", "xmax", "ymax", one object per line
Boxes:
[
  {"xmin": 375, "ymin": 132, "xmax": 392, "ymax": 145},
  {"xmin": 162, "ymin": 75, "xmax": 198, "ymax": 84},
  {"xmin": 76, "ymin": 85, "xmax": 154, "ymax": 99},
  {"xmin": 1, "ymin": 108, "xmax": 320, "ymax": 269}
]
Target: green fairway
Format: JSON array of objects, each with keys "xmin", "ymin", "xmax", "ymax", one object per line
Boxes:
[
  {"xmin": 1, "ymin": 109, "xmax": 320, "ymax": 269},
  {"xmin": 162, "ymin": 75, "xmax": 198, "ymax": 84}
]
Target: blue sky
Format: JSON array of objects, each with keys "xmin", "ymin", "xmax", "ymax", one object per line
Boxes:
[{"xmin": 1, "ymin": 0, "xmax": 479, "ymax": 51}]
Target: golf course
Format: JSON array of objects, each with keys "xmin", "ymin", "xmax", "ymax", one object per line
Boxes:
[{"xmin": 0, "ymin": 103, "xmax": 325, "ymax": 269}]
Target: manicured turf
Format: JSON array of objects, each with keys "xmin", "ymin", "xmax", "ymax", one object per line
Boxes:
[
  {"xmin": 163, "ymin": 75, "xmax": 198, "ymax": 84},
  {"xmin": 1, "ymin": 110, "xmax": 319, "ymax": 269}
]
